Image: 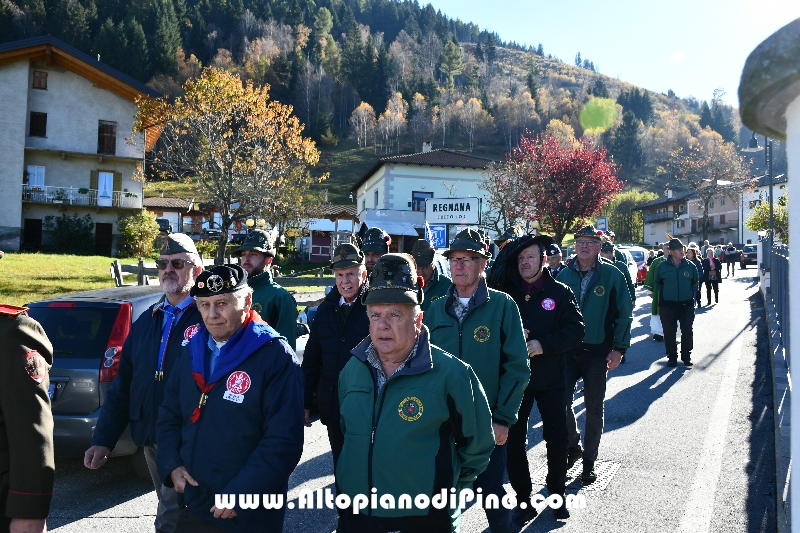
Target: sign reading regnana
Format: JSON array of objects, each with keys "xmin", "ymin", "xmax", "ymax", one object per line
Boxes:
[{"xmin": 425, "ymin": 197, "xmax": 481, "ymax": 225}]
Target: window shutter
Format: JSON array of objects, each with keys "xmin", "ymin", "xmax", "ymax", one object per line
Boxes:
[
  {"xmin": 90, "ymin": 170, "xmax": 98, "ymax": 190},
  {"xmin": 113, "ymin": 172, "xmax": 122, "ymax": 193}
]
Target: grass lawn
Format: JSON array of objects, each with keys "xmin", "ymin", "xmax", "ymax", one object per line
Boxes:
[{"xmin": 0, "ymin": 253, "xmax": 137, "ymax": 307}]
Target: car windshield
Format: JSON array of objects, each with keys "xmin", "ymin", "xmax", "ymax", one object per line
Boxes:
[
  {"xmin": 27, "ymin": 306, "xmax": 118, "ymax": 358},
  {"xmin": 743, "ymin": 245, "xmax": 757, "ymax": 252},
  {"xmin": 628, "ymin": 250, "xmax": 645, "ymax": 262}
]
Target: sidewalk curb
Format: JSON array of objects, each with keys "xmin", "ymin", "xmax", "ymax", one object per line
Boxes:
[{"xmin": 760, "ymin": 286, "xmax": 791, "ymax": 533}]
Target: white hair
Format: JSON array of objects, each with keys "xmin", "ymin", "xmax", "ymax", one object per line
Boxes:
[{"xmin": 232, "ymin": 285, "xmax": 254, "ymax": 308}]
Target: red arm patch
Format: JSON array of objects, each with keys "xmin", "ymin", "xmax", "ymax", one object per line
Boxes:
[{"xmin": 23, "ymin": 350, "xmax": 48, "ymax": 383}]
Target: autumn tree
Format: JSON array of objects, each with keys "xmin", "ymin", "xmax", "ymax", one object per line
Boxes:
[
  {"xmin": 349, "ymin": 102, "xmax": 376, "ymax": 148},
  {"xmin": 483, "ymin": 132, "xmax": 624, "ymax": 242},
  {"xmin": 455, "ymin": 97, "xmax": 493, "ymax": 152},
  {"xmin": 601, "ymin": 189, "xmax": 658, "ymax": 243},
  {"xmin": 136, "ymin": 67, "xmax": 325, "ymax": 263},
  {"xmin": 669, "ymin": 128, "xmax": 749, "ymax": 241}
]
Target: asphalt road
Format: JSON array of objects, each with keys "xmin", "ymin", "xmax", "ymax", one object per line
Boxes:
[{"xmin": 48, "ymin": 269, "xmax": 776, "ymax": 533}]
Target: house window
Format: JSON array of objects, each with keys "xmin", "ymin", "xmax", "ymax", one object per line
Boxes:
[
  {"xmin": 97, "ymin": 121, "xmax": 117, "ymax": 155},
  {"xmin": 26, "ymin": 165, "xmax": 45, "ymax": 187},
  {"xmin": 709, "ymin": 199, "xmax": 714, "ymax": 208},
  {"xmin": 411, "ymin": 191, "xmax": 433, "ymax": 212},
  {"xmin": 678, "ymin": 204, "xmax": 685, "ymax": 213},
  {"xmin": 650, "ymin": 224, "xmax": 655, "ymax": 235},
  {"xmin": 719, "ymin": 214, "xmax": 726, "ymax": 224},
  {"xmin": 97, "ymin": 171, "xmax": 114, "ymax": 206},
  {"xmin": 749, "ymin": 200, "xmax": 761, "ymax": 209},
  {"xmin": 32, "ymin": 70, "xmax": 47, "ymax": 89},
  {"xmin": 29, "ymin": 112, "xmax": 47, "ymax": 137},
  {"xmin": 374, "ymin": 190, "xmax": 379, "ymax": 208},
  {"xmin": 720, "ymin": 196, "xmax": 726, "ymax": 206}
]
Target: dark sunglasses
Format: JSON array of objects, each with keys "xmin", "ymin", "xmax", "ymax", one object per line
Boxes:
[{"xmin": 156, "ymin": 258, "xmax": 195, "ymax": 270}]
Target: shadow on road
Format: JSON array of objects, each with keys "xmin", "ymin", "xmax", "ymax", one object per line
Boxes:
[
  {"xmin": 745, "ymin": 292, "xmax": 777, "ymax": 532},
  {"xmin": 48, "ymin": 456, "xmax": 154, "ymax": 529}
]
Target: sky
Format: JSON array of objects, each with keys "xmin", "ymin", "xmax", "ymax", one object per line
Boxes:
[{"xmin": 427, "ymin": 0, "xmax": 800, "ymax": 107}]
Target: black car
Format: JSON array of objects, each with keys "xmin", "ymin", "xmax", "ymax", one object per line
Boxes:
[
  {"xmin": 26, "ymin": 285, "xmax": 163, "ymax": 478},
  {"xmin": 740, "ymin": 244, "xmax": 758, "ymax": 268},
  {"xmin": 155, "ymin": 218, "xmax": 172, "ymax": 234}
]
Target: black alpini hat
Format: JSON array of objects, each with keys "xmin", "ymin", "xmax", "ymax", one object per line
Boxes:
[
  {"xmin": 191, "ymin": 264, "xmax": 248, "ymax": 297},
  {"xmin": 234, "ymin": 229, "xmax": 275, "ymax": 257},
  {"xmin": 547, "ymin": 243, "xmax": 562, "ymax": 256},
  {"xmin": 331, "ymin": 243, "xmax": 364, "ymax": 269},
  {"xmin": 362, "ymin": 254, "xmax": 424, "ymax": 306},
  {"xmin": 444, "ymin": 229, "xmax": 492, "ymax": 259},
  {"xmin": 410, "ymin": 239, "xmax": 436, "ymax": 267},
  {"xmin": 361, "ymin": 227, "xmax": 391, "ymax": 253}
]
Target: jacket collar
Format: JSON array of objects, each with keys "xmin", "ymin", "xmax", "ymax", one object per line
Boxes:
[
  {"xmin": 352, "ymin": 325, "xmax": 433, "ymax": 377},
  {"xmin": 247, "ymin": 268, "xmax": 274, "ymax": 287},
  {"xmin": 151, "ymin": 294, "xmax": 196, "ymax": 317}
]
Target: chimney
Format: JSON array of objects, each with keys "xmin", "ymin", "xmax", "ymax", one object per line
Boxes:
[
  {"xmin": 667, "ymin": 188, "xmax": 673, "ymax": 199},
  {"xmin": 159, "ymin": 190, "xmax": 164, "ymax": 198},
  {"xmin": 422, "ymin": 141, "xmax": 432, "ymax": 153}
]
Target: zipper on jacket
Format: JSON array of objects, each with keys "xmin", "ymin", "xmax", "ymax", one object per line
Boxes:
[{"xmin": 367, "ymin": 384, "xmax": 388, "ymax": 519}]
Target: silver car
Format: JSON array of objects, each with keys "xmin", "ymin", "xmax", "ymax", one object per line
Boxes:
[{"xmin": 26, "ymin": 285, "xmax": 163, "ymax": 478}]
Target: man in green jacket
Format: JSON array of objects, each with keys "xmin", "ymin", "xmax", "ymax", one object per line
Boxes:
[
  {"xmin": 425, "ymin": 229, "xmax": 529, "ymax": 533},
  {"xmin": 337, "ymin": 254, "xmax": 494, "ymax": 532},
  {"xmin": 601, "ymin": 240, "xmax": 635, "ymax": 304},
  {"xmin": 234, "ymin": 229, "xmax": 297, "ymax": 349},
  {"xmin": 411, "ymin": 238, "xmax": 452, "ymax": 313},
  {"xmin": 643, "ymin": 242, "xmax": 670, "ymax": 341},
  {"xmin": 556, "ymin": 225, "xmax": 633, "ymax": 484},
  {"xmin": 655, "ymin": 238, "xmax": 699, "ymax": 367}
]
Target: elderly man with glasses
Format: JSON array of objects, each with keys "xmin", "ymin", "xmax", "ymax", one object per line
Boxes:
[
  {"xmin": 424, "ymin": 229, "xmax": 529, "ymax": 533},
  {"xmin": 85, "ymin": 234, "xmax": 204, "ymax": 533},
  {"xmin": 556, "ymin": 226, "xmax": 633, "ymax": 484}
]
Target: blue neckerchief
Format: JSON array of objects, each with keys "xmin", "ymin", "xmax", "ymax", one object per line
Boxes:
[
  {"xmin": 156, "ymin": 295, "xmax": 195, "ymax": 379},
  {"xmin": 188, "ymin": 316, "xmax": 284, "ymax": 385}
]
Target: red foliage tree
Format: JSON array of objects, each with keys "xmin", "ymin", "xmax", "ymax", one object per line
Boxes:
[{"xmin": 493, "ymin": 132, "xmax": 624, "ymax": 243}]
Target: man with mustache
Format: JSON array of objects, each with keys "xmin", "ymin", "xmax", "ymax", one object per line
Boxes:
[
  {"xmin": 85, "ymin": 234, "xmax": 203, "ymax": 533},
  {"xmin": 233, "ymin": 229, "xmax": 297, "ymax": 349}
]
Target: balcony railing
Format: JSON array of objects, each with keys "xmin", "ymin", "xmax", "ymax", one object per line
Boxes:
[
  {"xmin": 644, "ymin": 211, "xmax": 674, "ymax": 223},
  {"xmin": 22, "ymin": 185, "xmax": 142, "ymax": 209}
]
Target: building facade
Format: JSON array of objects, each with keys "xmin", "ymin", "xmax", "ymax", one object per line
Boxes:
[{"xmin": 0, "ymin": 36, "xmax": 160, "ymax": 255}]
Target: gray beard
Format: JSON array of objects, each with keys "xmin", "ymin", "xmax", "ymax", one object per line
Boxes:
[{"xmin": 161, "ymin": 276, "xmax": 194, "ymax": 296}]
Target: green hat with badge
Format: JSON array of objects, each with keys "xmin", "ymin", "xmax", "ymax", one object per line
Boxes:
[
  {"xmin": 362, "ymin": 254, "xmax": 424, "ymax": 306},
  {"xmin": 361, "ymin": 227, "xmax": 391, "ymax": 253},
  {"xmin": 160, "ymin": 233, "xmax": 199, "ymax": 256},
  {"xmin": 410, "ymin": 239, "xmax": 436, "ymax": 267},
  {"xmin": 668, "ymin": 238, "xmax": 685, "ymax": 250},
  {"xmin": 444, "ymin": 229, "xmax": 491, "ymax": 258},
  {"xmin": 330, "ymin": 243, "xmax": 364, "ymax": 269},
  {"xmin": 573, "ymin": 225, "xmax": 603, "ymax": 240},
  {"xmin": 234, "ymin": 229, "xmax": 275, "ymax": 257}
]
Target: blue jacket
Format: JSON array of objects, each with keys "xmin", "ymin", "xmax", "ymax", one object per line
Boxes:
[
  {"xmin": 156, "ymin": 318, "xmax": 304, "ymax": 533},
  {"xmin": 301, "ymin": 284, "xmax": 370, "ymax": 426},
  {"xmin": 92, "ymin": 297, "xmax": 202, "ymax": 448}
]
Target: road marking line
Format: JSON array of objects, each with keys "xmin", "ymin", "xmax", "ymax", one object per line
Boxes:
[{"xmin": 678, "ymin": 314, "xmax": 747, "ymax": 533}]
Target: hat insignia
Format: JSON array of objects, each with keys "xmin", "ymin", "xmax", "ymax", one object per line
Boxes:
[{"xmin": 207, "ymin": 274, "xmax": 224, "ymax": 292}]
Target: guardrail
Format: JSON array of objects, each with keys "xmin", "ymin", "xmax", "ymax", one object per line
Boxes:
[
  {"xmin": 771, "ymin": 245, "xmax": 790, "ymax": 367},
  {"xmin": 644, "ymin": 212, "xmax": 673, "ymax": 223},
  {"xmin": 23, "ymin": 185, "xmax": 142, "ymax": 209}
]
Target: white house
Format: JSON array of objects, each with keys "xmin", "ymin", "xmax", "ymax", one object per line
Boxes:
[
  {"xmin": 740, "ymin": 173, "xmax": 788, "ymax": 245},
  {"xmin": 0, "ymin": 36, "xmax": 160, "ymax": 255},
  {"xmin": 349, "ymin": 147, "xmax": 496, "ymax": 251}
]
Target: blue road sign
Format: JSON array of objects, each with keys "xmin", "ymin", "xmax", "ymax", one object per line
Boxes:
[
  {"xmin": 596, "ymin": 217, "xmax": 608, "ymax": 232},
  {"xmin": 428, "ymin": 225, "xmax": 447, "ymax": 248}
]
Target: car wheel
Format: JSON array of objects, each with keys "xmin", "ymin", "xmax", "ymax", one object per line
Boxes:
[{"xmin": 131, "ymin": 447, "xmax": 153, "ymax": 482}]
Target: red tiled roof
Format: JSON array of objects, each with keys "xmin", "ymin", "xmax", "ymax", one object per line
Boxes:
[{"xmin": 306, "ymin": 204, "xmax": 358, "ymax": 220}]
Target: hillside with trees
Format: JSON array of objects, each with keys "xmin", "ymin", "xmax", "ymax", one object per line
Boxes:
[{"xmin": 2, "ymin": 0, "xmax": 786, "ymax": 206}]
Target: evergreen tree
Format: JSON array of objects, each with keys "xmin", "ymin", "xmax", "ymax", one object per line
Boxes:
[
  {"xmin": 484, "ymin": 33, "xmax": 496, "ymax": 65},
  {"xmin": 610, "ymin": 111, "xmax": 643, "ymax": 173},
  {"xmin": 439, "ymin": 40, "xmax": 463, "ymax": 92},
  {"xmin": 699, "ymin": 101, "xmax": 712, "ymax": 129},
  {"xmin": 589, "ymin": 78, "xmax": 609, "ymax": 98},
  {"xmin": 536, "ymin": 43, "xmax": 543, "ymax": 56},
  {"xmin": 474, "ymin": 41, "xmax": 483, "ymax": 62},
  {"xmin": 94, "ymin": 17, "xmax": 126, "ymax": 69},
  {"xmin": 524, "ymin": 53, "xmax": 539, "ymax": 100},
  {"xmin": 574, "ymin": 52, "xmax": 581, "ymax": 67},
  {"xmin": 153, "ymin": 0, "xmax": 181, "ymax": 75},
  {"xmin": 122, "ymin": 16, "xmax": 149, "ymax": 82},
  {"xmin": 617, "ymin": 87, "xmax": 653, "ymax": 124}
]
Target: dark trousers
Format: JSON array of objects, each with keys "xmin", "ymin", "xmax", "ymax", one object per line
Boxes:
[
  {"xmin": 507, "ymin": 385, "xmax": 567, "ymax": 500},
  {"xmin": 660, "ymin": 304, "xmax": 695, "ymax": 361},
  {"xmin": 473, "ymin": 444, "xmax": 516, "ymax": 533},
  {"xmin": 564, "ymin": 348, "xmax": 608, "ymax": 463},
  {"xmin": 174, "ymin": 508, "xmax": 229, "ymax": 533},
  {"xmin": 327, "ymin": 424, "xmax": 345, "ymax": 472},
  {"xmin": 704, "ymin": 280, "xmax": 719, "ymax": 303}
]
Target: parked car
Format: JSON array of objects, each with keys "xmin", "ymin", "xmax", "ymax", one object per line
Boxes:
[
  {"xmin": 618, "ymin": 245, "xmax": 649, "ymax": 285},
  {"xmin": 615, "ymin": 248, "xmax": 639, "ymax": 287},
  {"xmin": 740, "ymin": 244, "xmax": 758, "ymax": 269},
  {"xmin": 25, "ymin": 285, "xmax": 163, "ymax": 479},
  {"xmin": 155, "ymin": 218, "xmax": 172, "ymax": 234}
]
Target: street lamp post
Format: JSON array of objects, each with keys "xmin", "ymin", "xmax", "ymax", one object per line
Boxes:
[{"xmin": 742, "ymin": 132, "xmax": 773, "ymax": 270}]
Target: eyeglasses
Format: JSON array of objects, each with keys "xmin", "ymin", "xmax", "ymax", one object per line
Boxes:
[
  {"xmin": 156, "ymin": 258, "xmax": 195, "ymax": 270},
  {"xmin": 448, "ymin": 256, "xmax": 481, "ymax": 267},
  {"xmin": 574, "ymin": 240, "xmax": 600, "ymax": 247}
]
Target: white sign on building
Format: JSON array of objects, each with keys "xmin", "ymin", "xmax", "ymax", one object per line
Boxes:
[{"xmin": 425, "ymin": 197, "xmax": 481, "ymax": 224}]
